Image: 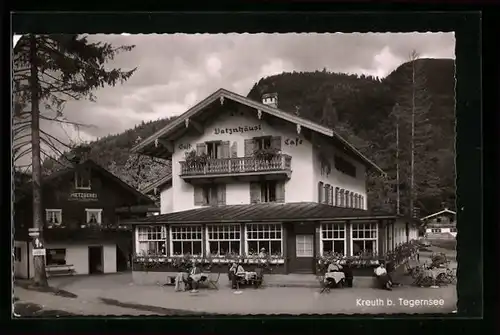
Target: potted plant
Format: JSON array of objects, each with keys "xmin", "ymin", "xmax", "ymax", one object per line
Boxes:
[
  {"xmin": 253, "ymin": 147, "xmax": 281, "ymax": 162},
  {"xmin": 184, "ymin": 150, "xmax": 208, "ymax": 168}
]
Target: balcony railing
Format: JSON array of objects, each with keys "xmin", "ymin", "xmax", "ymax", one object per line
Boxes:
[{"xmin": 180, "ymin": 154, "xmax": 292, "ymax": 177}]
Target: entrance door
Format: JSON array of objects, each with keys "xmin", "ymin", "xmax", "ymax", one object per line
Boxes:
[
  {"xmin": 88, "ymin": 246, "xmax": 103, "ymax": 274},
  {"xmin": 294, "ymin": 234, "xmax": 314, "ymax": 273}
]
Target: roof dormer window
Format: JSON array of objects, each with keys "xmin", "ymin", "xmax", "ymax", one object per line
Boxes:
[{"xmin": 75, "ymin": 167, "xmax": 91, "ymax": 190}]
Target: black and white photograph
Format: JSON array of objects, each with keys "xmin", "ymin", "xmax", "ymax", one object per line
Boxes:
[{"xmin": 12, "ymin": 31, "xmax": 458, "ymax": 316}]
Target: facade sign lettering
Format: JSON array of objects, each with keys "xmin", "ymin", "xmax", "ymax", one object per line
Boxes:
[
  {"xmin": 214, "ymin": 125, "xmax": 262, "ymax": 135},
  {"xmin": 69, "ymin": 192, "xmax": 98, "ymax": 201},
  {"xmin": 285, "ymin": 138, "xmax": 303, "ymax": 146}
]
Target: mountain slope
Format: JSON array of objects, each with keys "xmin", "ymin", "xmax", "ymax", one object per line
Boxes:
[{"xmin": 40, "ymin": 59, "xmax": 455, "ymax": 215}]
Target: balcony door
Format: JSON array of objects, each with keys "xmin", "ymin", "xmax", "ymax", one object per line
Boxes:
[{"xmin": 206, "ymin": 141, "xmax": 222, "ymax": 159}]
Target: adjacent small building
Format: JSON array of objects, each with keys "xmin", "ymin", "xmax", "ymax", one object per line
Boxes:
[
  {"xmin": 126, "ymin": 88, "xmax": 419, "ymax": 283},
  {"xmin": 421, "ymin": 208, "xmax": 457, "ymax": 238},
  {"xmin": 13, "ymin": 157, "xmax": 157, "ymax": 279}
]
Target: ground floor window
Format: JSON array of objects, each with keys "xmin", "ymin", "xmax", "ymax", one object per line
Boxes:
[
  {"xmin": 431, "ymin": 228, "xmax": 441, "ymax": 233},
  {"xmin": 207, "ymin": 224, "xmax": 241, "ymax": 256},
  {"xmin": 320, "ymin": 223, "xmax": 346, "ymax": 255},
  {"xmin": 246, "ymin": 223, "xmax": 282, "ymax": 256},
  {"xmin": 351, "ymin": 222, "xmax": 378, "ymax": 255},
  {"xmin": 46, "ymin": 249, "xmax": 66, "ymax": 265},
  {"xmin": 137, "ymin": 225, "xmax": 167, "ymax": 255},
  {"xmin": 450, "ymin": 228, "xmax": 457, "ymax": 233},
  {"xmin": 171, "ymin": 225, "xmax": 203, "ymax": 256}
]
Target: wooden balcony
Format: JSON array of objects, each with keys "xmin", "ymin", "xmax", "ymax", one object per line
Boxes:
[{"xmin": 179, "ymin": 154, "xmax": 292, "ymax": 182}]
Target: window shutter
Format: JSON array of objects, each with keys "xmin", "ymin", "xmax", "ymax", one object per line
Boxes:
[
  {"xmin": 244, "ymin": 139, "xmax": 255, "ymax": 157},
  {"xmin": 196, "ymin": 143, "xmax": 207, "ymax": 155},
  {"xmin": 275, "ymin": 182, "xmax": 285, "ymax": 203},
  {"xmin": 324, "ymin": 184, "xmax": 330, "ymax": 204},
  {"xmin": 194, "ymin": 186, "xmax": 205, "ymax": 206},
  {"xmin": 221, "ymin": 141, "xmax": 230, "ymax": 158},
  {"xmin": 271, "ymin": 136, "xmax": 282, "ymax": 151},
  {"xmin": 250, "ymin": 182, "xmax": 261, "ymax": 203},
  {"xmin": 318, "ymin": 182, "xmax": 324, "ymax": 203},
  {"xmin": 217, "ymin": 184, "xmax": 226, "ymax": 206},
  {"xmin": 230, "ymin": 141, "xmax": 238, "ymax": 158}
]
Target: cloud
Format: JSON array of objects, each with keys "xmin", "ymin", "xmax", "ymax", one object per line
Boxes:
[{"xmin": 13, "ymin": 32, "xmax": 455, "ymax": 167}]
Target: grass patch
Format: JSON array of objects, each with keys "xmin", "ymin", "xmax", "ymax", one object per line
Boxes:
[
  {"xmin": 15, "ymin": 281, "xmax": 78, "ymax": 298},
  {"xmin": 99, "ymin": 297, "xmax": 214, "ymax": 315},
  {"xmin": 13, "ymin": 302, "xmax": 77, "ymax": 317}
]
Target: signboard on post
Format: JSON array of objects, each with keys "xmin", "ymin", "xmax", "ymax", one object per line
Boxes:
[
  {"xmin": 32, "ymin": 237, "xmax": 45, "ymax": 257},
  {"xmin": 32, "ymin": 249, "xmax": 46, "ymax": 256}
]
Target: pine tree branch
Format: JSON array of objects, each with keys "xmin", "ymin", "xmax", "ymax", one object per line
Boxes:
[
  {"xmin": 39, "ymin": 115, "xmax": 90, "ymax": 128},
  {"xmin": 40, "ymin": 129, "xmax": 73, "ymax": 150},
  {"xmin": 14, "ymin": 147, "xmax": 32, "ymax": 162}
]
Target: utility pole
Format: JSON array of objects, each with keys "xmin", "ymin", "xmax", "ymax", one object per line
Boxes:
[
  {"xmin": 410, "ymin": 52, "xmax": 417, "ymax": 218},
  {"xmin": 29, "ymin": 34, "xmax": 48, "ymax": 286},
  {"xmin": 395, "ymin": 104, "xmax": 401, "ymax": 216}
]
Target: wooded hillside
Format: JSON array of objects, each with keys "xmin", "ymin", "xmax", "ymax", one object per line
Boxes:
[{"xmin": 39, "ymin": 58, "xmax": 455, "ymax": 215}]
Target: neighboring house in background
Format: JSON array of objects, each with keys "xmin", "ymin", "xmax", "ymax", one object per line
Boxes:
[
  {"xmin": 127, "ymin": 88, "xmax": 419, "ymax": 283},
  {"xmin": 13, "ymin": 156, "xmax": 157, "ymax": 279},
  {"xmin": 141, "ymin": 173, "xmax": 172, "ymax": 215},
  {"xmin": 421, "ymin": 208, "xmax": 457, "ymax": 238}
]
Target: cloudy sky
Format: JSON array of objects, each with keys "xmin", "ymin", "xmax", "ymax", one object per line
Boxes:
[{"xmin": 14, "ymin": 32, "xmax": 455, "ymax": 165}]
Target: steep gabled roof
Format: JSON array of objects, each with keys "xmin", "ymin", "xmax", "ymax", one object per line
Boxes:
[
  {"xmin": 420, "ymin": 208, "xmax": 456, "ymax": 221},
  {"xmin": 15, "ymin": 160, "xmax": 154, "ymax": 205},
  {"xmin": 131, "ymin": 88, "xmax": 385, "ymax": 175},
  {"xmin": 141, "ymin": 173, "xmax": 172, "ymax": 195}
]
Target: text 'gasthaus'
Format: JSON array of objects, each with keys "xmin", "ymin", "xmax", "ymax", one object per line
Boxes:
[{"xmin": 214, "ymin": 125, "xmax": 262, "ymax": 135}]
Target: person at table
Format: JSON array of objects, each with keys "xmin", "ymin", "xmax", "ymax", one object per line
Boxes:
[
  {"xmin": 229, "ymin": 262, "xmax": 245, "ymax": 289},
  {"xmin": 342, "ymin": 260, "xmax": 354, "ymax": 288},
  {"xmin": 325, "ymin": 260, "xmax": 345, "ymax": 288},
  {"xmin": 374, "ymin": 261, "xmax": 392, "ymax": 291},
  {"xmin": 187, "ymin": 261, "xmax": 202, "ymax": 292}
]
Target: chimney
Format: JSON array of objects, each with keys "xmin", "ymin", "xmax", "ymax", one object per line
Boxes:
[{"xmin": 262, "ymin": 92, "xmax": 278, "ymax": 108}]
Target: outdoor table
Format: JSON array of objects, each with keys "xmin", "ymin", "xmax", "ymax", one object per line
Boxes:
[
  {"xmin": 324, "ymin": 271, "xmax": 345, "ymax": 284},
  {"xmin": 237, "ymin": 271, "xmax": 257, "ymax": 281},
  {"xmin": 190, "ymin": 272, "xmax": 210, "ymax": 283}
]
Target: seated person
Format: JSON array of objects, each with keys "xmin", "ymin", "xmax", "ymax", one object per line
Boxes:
[
  {"xmin": 374, "ymin": 261, "xmax": 392, "ymax": 291},
  {"xmin": 342, "ymin": 261, "xmax": 354, "ymax": 288},
  {"xmin": 325, "ymin": 261, "xmax": 345, "ymax": 288},
  {"xmin": 327, "ymin": 261, "xmax": 343, "ymax": 272},
  {"xmin": 229, "ymin": 262, "xmax": 245, "ymax": 289},
  {"xmin": 186, "ymin": 261, "xmax": 202, "ymax": 291},
  {"xmin": 258, "ymin": 248, "xmax": 267, "ymax": 258}
]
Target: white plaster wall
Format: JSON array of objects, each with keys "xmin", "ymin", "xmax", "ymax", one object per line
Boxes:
[
  {"xmin": 102, "ymin": 244, "xmax": 117, "ymax": 273},
  {"xmin": 425, "ymin": 227, "xmax": 457, "ymax": 238},
  {"xmin": 160, "ymin": 186, "xmax": 173, "ymax": 214},
  {"xmin": 45, "ymin": 243, "xmax": 117, "ymax": 275},
  {"xmin": 170, "ymin": 110, "xmax": 315, "ymax": 212},
  {"xmin": 312, "ymin": 145, "xmax": 367, "ymax": 208}
]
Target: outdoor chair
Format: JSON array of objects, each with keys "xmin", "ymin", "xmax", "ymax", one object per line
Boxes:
[{"xmin": 205, "ymin": 272, "xmax": 221, "ymax": 290}]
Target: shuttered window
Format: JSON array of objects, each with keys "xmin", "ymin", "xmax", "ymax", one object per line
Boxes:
[
  {"xmin": 250, "ymin": 181, "xmax": 285, "ymax": 203},
  {"xmin": 194, "ymin": 184, "xmax": 226, "ymax": 206}
]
